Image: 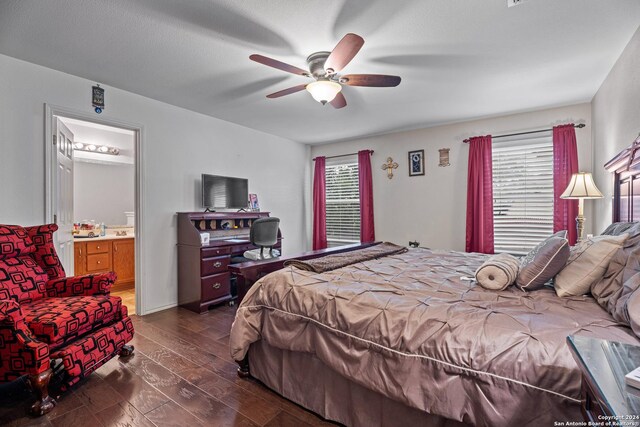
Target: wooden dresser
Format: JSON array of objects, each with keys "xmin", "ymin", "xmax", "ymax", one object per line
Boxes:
[
  {"xmin": 74, "ymin": 237, "xmax": 135, "ymax": 291},
  {"xmin": 177, "ymin": 212, "xmax": 282, "ymax": 313}
]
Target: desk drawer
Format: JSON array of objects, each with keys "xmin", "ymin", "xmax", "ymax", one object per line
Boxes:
[
  {"xmin": 86, "ymin": 253, "xmax": 111, "ymax": 272},
  {"xmin": 201, "ymin": 255, "xmax": 230, "ymax": 276},
  {"xmin": 86, "ymin": 241, "xmax": 110, "ymax": 254},
  {"xmin": 201, "ymin": 272, "xmax": 230, "ymax": 302},
  {"xmin": 202, "ymin": 246, "xmax": 231, "ymax": 257}
]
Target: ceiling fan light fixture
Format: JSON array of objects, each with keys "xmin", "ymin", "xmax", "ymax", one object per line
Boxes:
[{"xmin": 306, "ymin": 80, "xmax": 342, "ymax": 104}]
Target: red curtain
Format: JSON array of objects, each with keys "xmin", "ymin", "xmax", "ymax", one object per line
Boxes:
[
  {"xmin": 358, "ymin": 150, "xmax": 375, "ymax": 242},
  {"xmin": 553, "ymin": 124, "xmax": 579, "ymax": 245},
  {"xmin": 313, "ymin": 156, "xmax": 327, "ymax": 250},
  {"xmin": 466, "ymin": 135, "xmax": 495, "ymax": 254}
]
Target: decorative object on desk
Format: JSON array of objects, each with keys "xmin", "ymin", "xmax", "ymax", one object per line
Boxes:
[
  {"xmin": 438, "ymin": 148, "xmax": 450, "ymax": 167},
  {"xmin": 249, "ymin": 193, "xmax": 260, "ymax": 211},
  {"xmin": 408, "ymin": 150, "xmax": 425, "ymax": 176},
  {"xmin": 409, "ymin": 241, "xmax": 420, "ymax": 248},
  {"xmin": 561, "ymin": 172, "xmax": 604, "ymax": 242},
  {"xmin": 381, "ymin": 157, "xmax": 398, "ymax": 179},
  {"xmin": 200, "ymin": 232, "xmax": 210, "ymax": 245},
  {"xmin": 92, "ymin": 84, "xmax": 105, "ymax": 114}
]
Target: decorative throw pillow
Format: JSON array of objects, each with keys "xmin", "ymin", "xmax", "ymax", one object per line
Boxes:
[
  {"xmin": 554, "ymin": 233, "xmax": 629, "ymax": 297},
  {"xmin": 516, "ymin": 232, "xmax": 570, "ymax": 291},
  {"xmin": 600, "ymin": 222, "xmax": 638, "ymax": 236},
  {"xmin": 475, "ymin": 253, "xmax": 520, "ymax": 290},
  {"xmin": 591, "ymin": 224, "xmax": 640, "ymax": 309}
]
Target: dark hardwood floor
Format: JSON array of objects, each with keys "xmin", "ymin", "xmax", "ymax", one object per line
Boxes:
[{"xmin": 0, "ymin": 305, "xmax": 339, "ymax": 427}]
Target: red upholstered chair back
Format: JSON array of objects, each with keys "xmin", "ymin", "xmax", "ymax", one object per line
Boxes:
[{"xmin": 0, "ymin": 224, "xmax": 66, "ymax": 304}]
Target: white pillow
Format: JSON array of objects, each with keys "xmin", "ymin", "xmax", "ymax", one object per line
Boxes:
[{"xmin": 554, "ymin": 234, "xmax": 629, "ymax": 297}]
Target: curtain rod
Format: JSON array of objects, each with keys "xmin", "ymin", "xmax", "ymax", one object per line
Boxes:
[
  {"xmin": 313, "ymin": 150, "xmax": 373, "ymax": 161},
  {"xmin": 462, "ymin": 123, "xmax": 586, "ymax": 144}
]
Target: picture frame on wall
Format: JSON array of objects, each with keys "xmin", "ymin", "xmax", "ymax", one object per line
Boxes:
[{"xmin": 408, "ymin": 149, "xmax": 425, "ymax": 176}]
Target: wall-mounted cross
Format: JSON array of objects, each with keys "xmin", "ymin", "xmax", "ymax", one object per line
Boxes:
[{"xmin": 381, "ymin": 157, "xmax": 399, "ymax": 179}]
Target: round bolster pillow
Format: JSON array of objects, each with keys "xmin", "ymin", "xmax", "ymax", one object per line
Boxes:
[{"xmin": 475, "ymin": 253, "xmax": 520, "ymax": 290}]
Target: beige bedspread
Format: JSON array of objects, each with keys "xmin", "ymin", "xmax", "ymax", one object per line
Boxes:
[{"xmin": 229, "ymin": 248, "xmax": 639, "ymax": 426}]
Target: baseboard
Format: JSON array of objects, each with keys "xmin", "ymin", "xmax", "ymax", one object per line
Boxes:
[{"xmin": 139, "ymin": 301, "xmax": 177, "ymax": 316}]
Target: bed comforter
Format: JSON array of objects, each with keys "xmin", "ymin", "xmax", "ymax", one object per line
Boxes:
[{"xmin": 229, "ymin": 248, "xmax": 639, "ymax": 426}]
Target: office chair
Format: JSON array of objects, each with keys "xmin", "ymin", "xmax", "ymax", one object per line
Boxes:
[
  {"xmin": 231, "ymin": 217, "xmax": 281, "ymax": 263},
  {"xmin": 249, "ymin": 217, "xmax": 280, "ymax": 258}
]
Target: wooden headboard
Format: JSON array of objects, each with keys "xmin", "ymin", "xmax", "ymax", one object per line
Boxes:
[{"xmin": 605, "ymin": 135, "xmax": 640, "ymax": 222}]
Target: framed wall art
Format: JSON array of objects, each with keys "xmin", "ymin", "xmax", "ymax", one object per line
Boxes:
[{"xmin": 408, "ymin": 149, "xmax": 425, "ymax": 176}]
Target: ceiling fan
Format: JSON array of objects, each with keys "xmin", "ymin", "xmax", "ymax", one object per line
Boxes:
[{"xmin": 250, "ymin": 33, "xmax": 401, "ymax": 109}]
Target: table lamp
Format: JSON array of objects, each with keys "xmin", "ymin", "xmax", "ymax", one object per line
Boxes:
[{"xmin": 560, "ymin": 172, "xmax": 603, "ymax": 242}]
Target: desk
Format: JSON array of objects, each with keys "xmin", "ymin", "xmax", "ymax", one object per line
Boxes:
[
  {"xmin": 177, "ymin": 211, "xmax": 282, "ymax": 313},
  {"xmin": 229, "ymin": 242, "xmax": 378, "ymax": 305}
]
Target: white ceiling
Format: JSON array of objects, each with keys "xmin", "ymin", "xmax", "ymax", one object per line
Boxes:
[{"xmin": 1, "ymin": 0, "xmax": 638, "ymax": 144}]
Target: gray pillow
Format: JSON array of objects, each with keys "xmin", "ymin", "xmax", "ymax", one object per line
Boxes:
[
  {"xmin": 516, "ymin": 233, "xmax": 570, "ymax": 291},
  {"xmin": 475, "ymin": 253, "xmax": 520, "ymax": 290},
  {"xmin": 601, "ymin": 221, "xmax": 639, "ymax": 236},
  {"xmin": 592, "ymin": 223, "xmax": 640, "ymax": 309}
]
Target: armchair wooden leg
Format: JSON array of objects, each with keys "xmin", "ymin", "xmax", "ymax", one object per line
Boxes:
[
  {"xmin": 27, "ymin": 368, "xmax": 56, "ymax": 416},
  {"xmin": 119, "ymin": 344, "xmax": 135, "ymax": 357},
  {"xmin": 237, "ymin": 356, "xmax": 250, "ymax": 378}
]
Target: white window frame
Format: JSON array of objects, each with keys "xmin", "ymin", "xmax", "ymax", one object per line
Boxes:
[
  {"xmin": 492, "ymin": 132, "xmax": 554, "ymax": 255},
  {"xmin": 325, "ymin": 156, "xmax": 360, "ymax": 247}
]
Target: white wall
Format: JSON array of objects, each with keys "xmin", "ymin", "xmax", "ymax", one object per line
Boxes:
[
  {"xmin": 0, "ymin": 53, "xmax": 310, "ymax": 314},
  {"xmin": 592, "ymin": 27, "xmax": 640, "ymax": 233},
  {"xmin": 74, "ymin": 161, "xmax": 135, "ymax": 225},
  {"xmin": 310, "ymin": 104, "xmax": 593, "ymax": 251}
]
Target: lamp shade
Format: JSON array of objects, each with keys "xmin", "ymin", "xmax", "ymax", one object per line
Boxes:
[
  {"xmin": 306, "ymin": 81, "xmax": 342, "ymax": 104},
  {"xmin": 560, "ymin": 172, "xmax": 604, "ymax": 199}
]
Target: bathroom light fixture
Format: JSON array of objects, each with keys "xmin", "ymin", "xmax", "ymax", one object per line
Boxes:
[
  {"xmin": 306, "ymin": 80, "xmax": 342, "ymax": 104},
  {"xmin": 73, "ymin": 141, "xmax": 120, "ymax": 156}
]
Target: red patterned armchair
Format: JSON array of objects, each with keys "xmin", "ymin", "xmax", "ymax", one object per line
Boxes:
[{"xmin": 0, "ymin": 224, "xmax": 134, "ymax": 415}]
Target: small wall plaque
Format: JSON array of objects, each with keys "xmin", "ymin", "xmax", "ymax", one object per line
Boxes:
[
  {"xmin": 438, "ymin": 148, "xmax": 450, "ymax": 167},
  {"xmin": 92, "ymin": 84, "xmax": 105, "ymax": 114}
]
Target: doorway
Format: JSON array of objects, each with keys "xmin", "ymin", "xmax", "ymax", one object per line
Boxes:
[{"xmin": 45, "ymin": 105, "xmax": 143, "ymax": 315}]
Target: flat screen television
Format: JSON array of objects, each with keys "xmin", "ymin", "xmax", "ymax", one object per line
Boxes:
[{"xmin": 202, "ymin": 174, "xmax": 248, "ymax": 210}]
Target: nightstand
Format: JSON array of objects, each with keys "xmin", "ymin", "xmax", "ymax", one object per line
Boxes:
[{"xmin": 567, "ymin": 335, "xmax": 640, "ymax": 424}]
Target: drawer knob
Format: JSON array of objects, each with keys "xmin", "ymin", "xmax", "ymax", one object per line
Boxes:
[
  {"xmin": 212, "ymin": 283, "xmax": 221, "ymax": 289},
  {"xmin": 97, "ymin": 245, "xmax": 100, "ymax": 249},
  {"xmin": 213, "ymin": 261, "xmax": 222, "ymax": 268},
  {"xmin": 97, "ymin": 261, "xmax": 101, "ymax": 264}
]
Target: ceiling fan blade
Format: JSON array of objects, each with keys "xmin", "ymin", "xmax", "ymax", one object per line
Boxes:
[
  {"xmin": 341, "ymin": 74, "xmax": 401, "ymax": 87},
  {"xmin": 250, "ymin": 54, "xmax": 310, "ymax": 77},
  {"xmin": 330, "ymin": 92, "xmax": 347, "ymax": 109},
  {"xmin": 324, "ymin": 33, "xmax": 364, "ymax": 74},
  {"xmin": 266, "ymin": 84, "xmax": 308, "ymax": 99}
]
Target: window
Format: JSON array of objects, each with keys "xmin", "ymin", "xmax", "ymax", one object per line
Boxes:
[
  {"xmin": 325, "ymin": 157, "xmax": 360, "ymax": 247},
  {"xmin": 492, "ymin": 134, "xmax": 554, "ymax": 255}
]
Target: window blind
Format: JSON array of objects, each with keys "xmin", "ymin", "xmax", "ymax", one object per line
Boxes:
[
  {"xmin": 492, "ymin": 134, "xmax": 554, "ymax": 255},
  {"xmin": 325, "ymin": 157, "xmax": 360, "ymax": 247}
]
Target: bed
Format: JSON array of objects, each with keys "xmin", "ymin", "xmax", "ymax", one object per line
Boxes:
[{"xmin": 229, "ymin": 233, "xmax": 640, "ymax": 426}]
